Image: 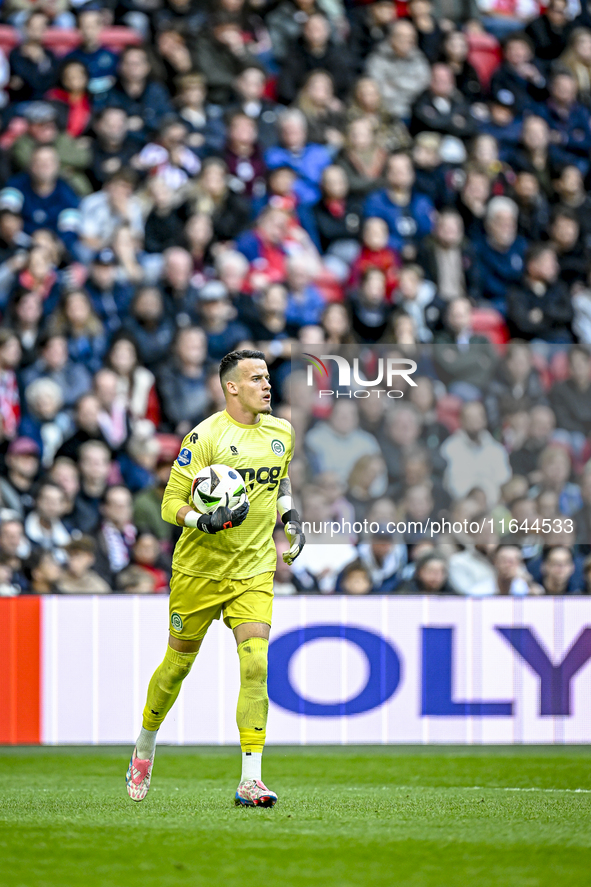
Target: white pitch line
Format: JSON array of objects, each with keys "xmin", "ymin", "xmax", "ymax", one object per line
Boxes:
[{"xmin": 381, "ymin": 785, "xmax": 591, "ymax": 795}]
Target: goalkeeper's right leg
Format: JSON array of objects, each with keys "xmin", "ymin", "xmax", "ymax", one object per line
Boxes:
[{"xmin": 126, "ymin": 643, "xmax": 198, "ymax": 802}]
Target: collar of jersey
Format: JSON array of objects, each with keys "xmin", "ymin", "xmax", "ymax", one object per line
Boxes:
[{"xmin": 224, "ymin": 410, "xmax": 265, "ymax": 430}]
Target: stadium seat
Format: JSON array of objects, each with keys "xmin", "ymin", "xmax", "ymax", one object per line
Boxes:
[
  {"xmin": 100, "ymin": 26, "xmax": 143, "ymax": 52},
  {"xmin": 466, "ymin": 32, "xmax": 502, "ymax": 91},
  {"xmin": 471, "ymin": 307, "xmax": 510, "ymax": 350},
  {"xmin": 0, "ymin": 24, "xmax": 19, "ymax": 55},
  {"xmin": 43, "ymin": 28, "xmax": 81, "ymax": 57}
]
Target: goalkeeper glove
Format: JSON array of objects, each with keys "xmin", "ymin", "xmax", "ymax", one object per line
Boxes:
[
  {"xmin": 190, "ymin": 498, "xmax": 250, "ymax": 534},
  {"xmin": 283, "ymin": 517, "xmax": 305, "ymax": 565}
]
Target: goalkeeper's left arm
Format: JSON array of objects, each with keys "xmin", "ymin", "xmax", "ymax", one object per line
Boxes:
[{"xmin": 276, "ymin": 477, "xmax": 305, "ymax": 565}]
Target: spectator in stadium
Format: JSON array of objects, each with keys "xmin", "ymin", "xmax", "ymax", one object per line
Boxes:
[
  {"xmin": 553, "ymin": 165, "xmax": 591, "ymax": 247},
  {"xmin": 24, "ymin": 548, "xmax": 63, "ymax": 595},
  {"xmin": 506, "ymin": 243, "xmax": 574, "ymax": 342},
  {"xmin": 78, "ymin": 168, "xmax": 143, "ymax": 257},
  {"xmin": 490, "ymin": 33, "xmax": 548, "ymax": 116},
  {"xmin": 364, "ymin": 151, "xmax": 434, "ymax": 256},
  {"xmin": 23, "ymin": 331, "xmax": 92, "ymax": 410},
  {"xmin": 10, "ymin": 101, "xmax": 92, "ymax": 197},
  {"xmin": 197, "ymin": 281, "xmax": 251, "ymax": 360},
  {"xmin": 530, "ymin": 445, "xmax": 582, "ymax": 516},
  {"xmin": 156, "ymin": 325, "xmax": 210, "ymax": 436},
  {"xmin": 512, "ymin": 168, "xmax": 551, "ymax": 243},
  {"xmin": 88, "ymin": 106, "xmax": 142, "ymax": 190},
  {"xmin": 549, "ymin": 346, "xmax": 591, "ymax": 438},
  {"xmin": 366, "ymin": 19, "xmax": 431, "ymax": 122},
  {"xmin": 65, "ymin": 7, "xmax": 119, "ymax": 97},
  {"xmin": 94, "ymin": 484, "xmax": 137, "ymax": 584},
  {"xmin": 475, "ymin": 196, "xmax": 527, "ymax": 313},
  {"xmin": 8, "ymin": 11, "xmax": 58, "ymax": 103},
  {"xmin": 55, "ymin": 535, "xmax": 111, "ymax": 594},
  {"xmin": 356, "ymin": 529, "xmax": 408, "ymax": 593},
  {"xmin": 542, "ymin": 70, "xmax": 591, "ymax": 173},
  {"xmin": 0, "ymin": 329, "xmax": 21, "ymax": 440},
  {"xmin": 223, "ymin": 112, "xmax": 266, "ymax": 199},
  {"xmin": 526, "ymin": 0, "xmax": 572, "ymax": 70},
  {"xmin": 509, "ymin": 404, "xmax": 557, "ymax": 482},
  {"xmin": 192, "ymin": 14, "xmax": 257, "ymax": 107},
  {"xmin": 485, "ymin": 342, "xmax": 546, "ymax": 429},
  {"xmin": 540, "ymin": 545, "xmax": 581, "ymax": 594},
  {"xmin": 191, "ymin": 157, "xmax": 251, "ymax": 243},
  {"xmin": 72, "ymin": 438, "xmax": 112, "ymax": 533},
  {"xmin": 410, "ymin": 62, "xmax": 477, "ymax": 140},
  {"xmin": 417, "ymin": 208, "xmax": 481, "ymax": 302},
  {"xmin": 334, "ymin": 558, "xmax": 374, "ymax": 594},
  {"xmin": 105, "ymin": 333, "xmax": 161, "ymax": 430},
  {"xmin": 20, "ymin": 376, "xmax": 71, "ymax": 467},
  {"xmin": 277, "ymin": 12, "xmax": 352, "ymax": 105},
  {"xmin": 560, "ymin": 28, "xmax": 591, "ymax": 107},
  {"xmin": 305, "ymin": 399, "xmax": 380, "ymax": 483},
  {"xmin": 550, "ymin": 207, "xmax": 589, "ymax": 287},
  {"xmin": 48, "ymin": 289, "xmax": 107, "ymax": 374},
  {"xmin": 99, "ymin": 45, "xmax": 173, "ymax": 139},
  {"xmin": 265, "ymin": 108, "xmax": 332, "ymax": 207},
  {"xmin": 433, "ymin": 298, "xmax": 497, "ymax": 394},
  {"xmin": 396, "ymin": 551, "xmax": 455, "ymax": 593},
  {"xmin": 123, "ymin": 287, "xmax": 176, "ymax": 371},
  {"xmin": 2, "ymin": 146, "xmax": 80, "ymax": 254},
  {"xmin": 440, "ymin": 29, "xmax": 482, "ymax": 103},
  {"xmin": 283, "ymin": 253, "xmax": 326, "ymax": 328},
  {"xmin": 349, "ymin": 0, "xmax": 396, "ymax": 74},
  {"xmin": 0, "ymin": 437, "xmax": 40, "ymax": 518},
  {"xmin": 335, "ymin": 117, "xmax": 389, "ymax": 200},
  {"xmin": 294, "ymin": 71, "xmax": 346, "ymax": 150},
  {"xmin": 408, "ymin": 0, "xmax": 445, "ymax": 64},
  {"xmin": 45, "ymin": 61, "xmax": 93, "ymax": 140},
  {"xmin": 441, "ymin": 400, "xmax": 512, "ymax": 507},
  {"xmin": 229, "ymin": 65, "xmax": 279, "ymax": 152},
  {"xmin": 24, "ymin": 480, "xmax": 71, "ymax": 562}
]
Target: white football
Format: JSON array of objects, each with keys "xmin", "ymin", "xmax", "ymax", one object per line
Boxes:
[{"xmin": 191, "ymin": 464, "xmax": 247, "ymax": 514}]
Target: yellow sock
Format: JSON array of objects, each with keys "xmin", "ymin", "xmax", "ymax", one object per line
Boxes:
[
  {"xmin": 142, "ymin": 646, "xmax": 197, "ymax": 731},
  {"xmin": 236, "ymin": 637, "xmax": 269, "ymax": 753}
]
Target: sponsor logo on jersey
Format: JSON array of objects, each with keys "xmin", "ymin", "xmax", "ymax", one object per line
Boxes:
[
  {"xmin": 238, "ymin": 465, "xmax": 282, "ymax": 491},
  {"xmin": 171, "ymin": 613, "xmax": 183, "ymax": 631},
  {"xmin": 271, "ymin": 439, "xmax": 285, "ymax": 456},
  {"xmin": 177, "ymin": 447, "xmax": 192, "ymax": 466},
  {"xmin": 230, "ymin": 445, "xmax": 239, "ymax": 455},
  {"xmin": 190, "ymin": 432, "xmax": 199, "ymax": 444}
]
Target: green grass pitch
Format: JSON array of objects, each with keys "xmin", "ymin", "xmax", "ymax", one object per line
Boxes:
[{"xmin": 1, "ymin": 746, "xmax": 591, "ymax": 887}]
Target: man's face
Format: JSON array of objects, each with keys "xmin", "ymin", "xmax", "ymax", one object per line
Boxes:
[
  {"xmin": 67, "ymin": 549, "xmax": 95, "ymax": 578},
  {"xmin": 176, "ymin": 329, "xmax": 206, "ymax": 365},
  {"xmin": 79, "ymin": 447, "xmax": 110, "ymax": 483},
  {"xmin": 26, "ymin": 13, "xmax": 47, "ymax": 42},
  {"xmin": 98, "ymin": 109, "xmax": 127, "ymax": 143},
  {"xmin": 462, "ymin": 403, "xmax": 486, "ymax": 436},
  {"xmin": 225, "ymin": 359, "xmax": 272, "ymax": 415},
  {"xmin": 104, "ymin": 489, "xmax": 133, "ymax": 527},
  {"xmin": 79, "ymin": 11, "xmax": 103, "ymax": 45},
  {"xmin": 31, "ymin": 149, "xmax": 59, "ymax": 186},
  {"xmin": 391, "ymin": 22, "xmax": 416, "ymax": 57},
  {"xmin": 430, "ymin": 64, "xmax": 454, "ymax": 98},
  {"xmin": 551, "ymin": 75, "xmax": 577, "ymax": 105},
  {"xmin": 495, "ymin": 547, "xmax": 522, "ymax": 580},
  {"xmin": 43, "ymin": 336, "xmax": 68, "ymax": 370},
  {"xmin": 237, "ymin": 68, "xmax": 265, "ymax": 101},
  {"xmin": 7, "ymin": 452, "xmax": 39, "ymax": 480},
  {"xmin": 37, "ymin": 486, "xmax": 65, "ymax": 522},
  {"xmin": 29, "ymin": 121, "xmax": 57, "ymax": 145},
  {"xmin": 387, "ymin": 155, "xmax": 414, "ymax": 191},
  {"xmin": 121, "ymin": 50, "xmax": 150, "ymax": 83},
  {"xmin": 164, "ymin": 250, "xmax": 192, "ymax": 289},
  {"xmin": 0, "ymin": 522, "xmax": 24, "ymax": 556}
]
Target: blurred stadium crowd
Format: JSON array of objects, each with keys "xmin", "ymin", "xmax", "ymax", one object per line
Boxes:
[{"xmin": 2, "ymin": 0, "xmax": 591, "ymax": 595}]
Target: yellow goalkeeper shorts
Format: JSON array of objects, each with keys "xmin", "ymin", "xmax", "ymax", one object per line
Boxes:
[{"xmin": 168, "ymin": 569, "xmax": 274, "ymax": 641}]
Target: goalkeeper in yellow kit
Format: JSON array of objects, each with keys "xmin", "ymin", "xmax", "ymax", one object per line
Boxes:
[{"xmin": 125, "ymin": 350, "xmax": 305, "ymax": 807}]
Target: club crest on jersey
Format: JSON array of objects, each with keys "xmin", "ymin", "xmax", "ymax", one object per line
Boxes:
[
  {"xmin": 177, "ymin": 447, "xmax": 192, "ymax": 466},
  {"xmin": 171, "ymin": 613, "xmax": 183, "ymax": 631},
  {"xmin": 271, "ymin": 439, "xmax": 285, "ymax": 456}
]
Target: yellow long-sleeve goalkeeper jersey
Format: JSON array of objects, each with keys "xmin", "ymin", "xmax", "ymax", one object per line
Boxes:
[{"xmin": 162, "ymin": 410, "xmax": 294, "ymax": 580}]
